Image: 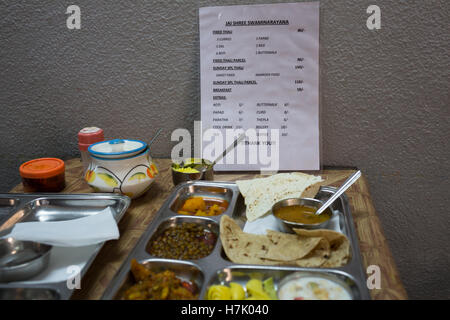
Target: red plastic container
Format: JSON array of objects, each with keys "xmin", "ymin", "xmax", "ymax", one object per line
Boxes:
[
  {"xmin": 78, "ymin": 127, "xmax": 104, "ymax": 172},
  {"xmin": 19, "ymin": 158, "xmax": 66, "ymax": 192},
  {"xmin": 78, "ymin": 127, "xmax": 104, "ymax": 152}
]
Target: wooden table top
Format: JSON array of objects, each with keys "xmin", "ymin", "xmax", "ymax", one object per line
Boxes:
[{"xmin": 11, "ymin": 158, "xmax": 407, "ymax": 300}]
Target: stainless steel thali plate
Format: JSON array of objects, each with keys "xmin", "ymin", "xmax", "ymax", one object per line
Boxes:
[
  {"xmin": 0, "ymin": 193, "xmax": 130, "ymax": 300},
  {"xmin": 102, "ymin": 181, "xmax": 370, "ymax": 300}
]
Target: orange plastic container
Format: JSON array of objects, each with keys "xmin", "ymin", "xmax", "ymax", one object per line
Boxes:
[{"xmin": 19, "ymin": 158, "xmax": 66, "ymax": 192}]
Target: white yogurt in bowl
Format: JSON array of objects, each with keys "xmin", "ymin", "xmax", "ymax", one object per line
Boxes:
[{"xmin": 278, "ymin": 273, "xmax": 352, "ymax": 300}]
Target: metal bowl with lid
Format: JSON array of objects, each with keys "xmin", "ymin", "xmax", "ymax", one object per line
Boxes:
[{"xmin": 0, "ymin": 238, "xmax": 52, "ymax": 282}]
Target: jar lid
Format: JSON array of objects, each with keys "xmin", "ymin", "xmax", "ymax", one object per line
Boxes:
[
  {"xmin": 78, "ymin": 127, "xmax": 104, "ymax": 146},
  {"xmin": 88, "ymin": 139, "xmax": 147, "ymax": 159},
  {"xmin": 20, "ymin": 158, "xmax": 65, "ymax": 179}
]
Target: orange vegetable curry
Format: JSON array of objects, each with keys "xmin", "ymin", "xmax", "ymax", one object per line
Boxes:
[
  {"xmin": 177, "ymin": 196, "xmax": 228, "ymax": 216},
  {"xmin": 122, "ymin": 259, "xmax": 198, "ymax": 300}
]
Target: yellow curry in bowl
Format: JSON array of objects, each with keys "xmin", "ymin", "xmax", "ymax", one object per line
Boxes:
[{"xmin": 273, "ymin": 204, "xmax": 331, "ymax": 224}]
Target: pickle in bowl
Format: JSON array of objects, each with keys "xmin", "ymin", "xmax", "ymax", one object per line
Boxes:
[{"xmin": 171, "ymin": 158, "xmax": 214, "ymax": 186}]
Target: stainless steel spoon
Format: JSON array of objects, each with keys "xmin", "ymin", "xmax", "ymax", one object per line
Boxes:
[
  {"xmin": 314, "ymin": 170, "xmax": 361, "ymax": 215},
  {"xmin": 148, "ymin": 128, "xmax": 162, "ymax": 149},
  {"xmin": 180, "ymin": 133, "xmax": 246, "ymax": 171},
  {"xmin": 211, "ymin": 133, "xmax": 246, "ymax": 167}
]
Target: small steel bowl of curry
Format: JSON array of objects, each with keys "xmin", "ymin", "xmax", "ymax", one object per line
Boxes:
[{"xmin": 272, "ymin": 198, "xmax": 332, "ymax": 232}]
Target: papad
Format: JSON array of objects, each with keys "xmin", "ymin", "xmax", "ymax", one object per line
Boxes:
[{"xmin": 236, "ymin": 173, "xmax": 324, "ymax": 222}]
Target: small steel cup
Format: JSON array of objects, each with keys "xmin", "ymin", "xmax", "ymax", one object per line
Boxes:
[
  {"xmin": 171, "ymin": 159, "xmax": 214, "ymax": 186},
  {"xmin": 272, "ymin": 198, "xmax": 332, "ymax": 233}
]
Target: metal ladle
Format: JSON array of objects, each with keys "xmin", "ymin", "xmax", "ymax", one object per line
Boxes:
[{"xmin": 314, "ymin": 170, "xmax": 361, "ymax": 215}]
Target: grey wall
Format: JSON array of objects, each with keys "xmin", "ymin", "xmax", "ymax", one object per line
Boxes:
[{"xmin": 0, "ymin": 0, "xmax": 448, "ymax": 299}]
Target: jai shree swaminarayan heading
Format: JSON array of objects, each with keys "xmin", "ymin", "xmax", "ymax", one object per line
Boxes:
[{"xmin": 225, "ymin": 20, "xmax": 289, "ymax": 26}]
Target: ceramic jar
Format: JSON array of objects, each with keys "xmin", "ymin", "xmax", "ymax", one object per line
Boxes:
[{"xmin": 85, "ymin": 139, "xmax": 158, "ymax": 199}]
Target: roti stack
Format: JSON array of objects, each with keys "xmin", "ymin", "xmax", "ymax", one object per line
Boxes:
[
  {"xmin": 236, "ymin": 173, "xmax": 323, "ymax": 222},
  {"xmin": 220, "ymin": 215, "xmax": 350, "ymax": 268}
]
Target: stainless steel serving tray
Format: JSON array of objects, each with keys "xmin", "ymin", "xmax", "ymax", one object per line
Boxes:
[
  {"xmin": 102, "ymin": 181, "xmax": 371, "ymax": 300},
  {"xmin": 0, "ymin": 193, "xmax": 130, "ymax": 300}
]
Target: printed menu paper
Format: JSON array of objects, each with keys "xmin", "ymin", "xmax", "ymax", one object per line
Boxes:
[{"xmin": 199, "ymin": 2, "xmax": 320, "ymax": 171}]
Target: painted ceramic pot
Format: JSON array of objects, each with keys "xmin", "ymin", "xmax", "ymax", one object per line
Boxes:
[{"xmin": 85, "ymin": 139, "xmax": 158, "ymax": 199}]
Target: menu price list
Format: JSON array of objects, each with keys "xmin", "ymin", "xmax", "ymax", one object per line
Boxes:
[{"xmin": 200, "ymin": 2, "xmax": 320, "ymax": 170}]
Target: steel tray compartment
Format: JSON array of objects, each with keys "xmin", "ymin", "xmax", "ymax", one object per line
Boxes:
[
  {"xmin": 0, "ymin": 195, "xmax": 128, "ymax": 236},
  {"xmin": 203, "ymin": 266, "xmax": 366, "ymax": 300},
  {"xmin": 19, "ymin": 197, "xmax": 128, "ymax": 222},
  {"xmin": 169, "ymin": 184, "xmax": 234, "ymax": 215},
  {"xmin": 111, "ymin": 259, "xmax": 204, "ymax": 300},
  {"xmin": 146, "ymin": 216, "xmax": 220, "ymax": 260}
]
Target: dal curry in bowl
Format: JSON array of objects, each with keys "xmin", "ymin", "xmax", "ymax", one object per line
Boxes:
[{"xmin": 272, "ymin": 198, "xmax": 332, "ymax": 232}]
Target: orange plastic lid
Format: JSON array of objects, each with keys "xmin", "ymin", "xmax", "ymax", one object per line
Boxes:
[{"xmin": 20, "ymin": 158, "xmax": 65, "ymax": 179}]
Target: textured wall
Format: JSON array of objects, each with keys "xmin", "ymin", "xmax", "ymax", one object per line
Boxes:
[{"xmin": 0, "ymin": 0, "xmax": 449, "ymax": 299}]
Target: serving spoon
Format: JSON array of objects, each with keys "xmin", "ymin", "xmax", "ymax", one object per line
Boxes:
[{"xmin": 314, "ymin": 170, "xmax": 361, "ymax": 215}]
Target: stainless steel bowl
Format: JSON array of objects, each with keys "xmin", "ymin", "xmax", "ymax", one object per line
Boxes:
[
  {"xmin": 272, "ymin": 198, "xmax": 332, "ymax": 232},
  {"xmin": 171, "ymin": 159, "xmax": 214, "ymax": 186},
  {"xmin": 0, "ymin": 238, "xmax": 52, "ymax": 282}
]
